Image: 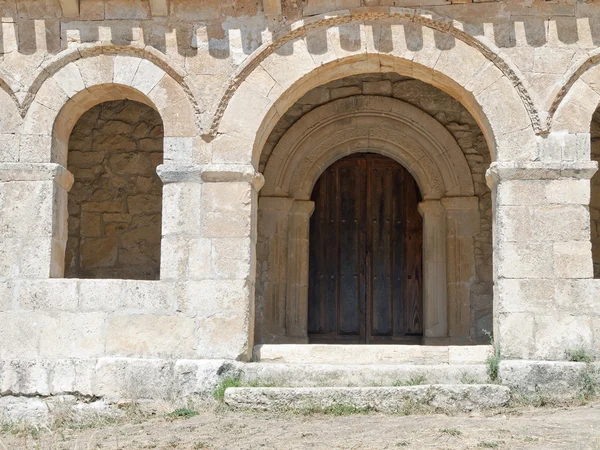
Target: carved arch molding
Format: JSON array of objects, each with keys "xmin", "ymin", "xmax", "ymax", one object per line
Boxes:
[{"xmin": 256, "ymin": 95, "xmax": 481, "ymax": 344}]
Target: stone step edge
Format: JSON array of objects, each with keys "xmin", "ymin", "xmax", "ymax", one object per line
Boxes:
[{"xmin": 224, "ymin": 384, "xmax": 511, "ymax": 413}]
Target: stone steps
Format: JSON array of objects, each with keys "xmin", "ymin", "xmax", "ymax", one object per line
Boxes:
[
  {"xmin": 224, "ymin": 385, "xmax": 511, "ymax": 413},
  {"xmin": 254, "ymin": 344, "xmax": 491, "ymax": 365},
  {"xmin": 240, "ymin": 362, "xmax": 491, "ymax": 387}
]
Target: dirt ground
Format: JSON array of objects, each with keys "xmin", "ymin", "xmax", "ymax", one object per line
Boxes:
[{"xmin": 1, "ymin": 402, "xmax": 600, "ymax": 450}]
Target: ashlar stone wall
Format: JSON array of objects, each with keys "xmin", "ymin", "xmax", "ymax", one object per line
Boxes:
[
  {"xmin": 591, "ymin": 108, "xmax": 600, "ymax": 278},
  {"xmin": 65, "ymin": 100, "xmax": 164, "ymax": 280},
  {"xmin": 260, "ymin": 73, "xmax": 493, "ymax": 342}
]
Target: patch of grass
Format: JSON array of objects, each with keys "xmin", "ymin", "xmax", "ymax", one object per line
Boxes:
[
  {"xmin": 194, "ymin": 442, "xmax": 211, "ymax": 449},
  {"xmin": 297, "ymin": 404, "xmax": 372, "ymax": 416},
  {"xmin": 167, "ymin": 408, "xmax": 199, "ymax": 420},
  {"xmin": 483, "ymin": 329, "xmax": 501, "ymax": 383},
  {"xmin": 213, "ymin": 376, "xmax": 243, "ymax": 402},
  {"xmin": 460, "ymin": 372, "xmax": 478, "ymax": 384},
  {"xmin": 395, "ymin": 441, "xmax": 410, "ymax": 447},
  {"xmin": 393, "ymin": 375, "xmax": 427, "ymax": 386},
  {"xmin": 578, "ymin": 365, "xmax": 599, "ymax": 401},
  {"xmin": 439, "ymin": 428, "xmax": 462, "ymax": 437},
  {"xmin": 478, "ymin": 442, "xmax": 500, "ymax": 448},
  {"xmin": 567, "ymin": 347, "xmax": 594, "ymax": 363}
]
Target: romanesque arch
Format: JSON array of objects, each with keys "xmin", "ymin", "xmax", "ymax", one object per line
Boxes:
[
  {"xmin": 551, "ymin": 59, "xmax": 600, "ymax": 134},
  {"xmin": 18, "ymin": 54, "xmax": 198, "ymax": 278},
  {"xmin": 256, "ymin": 95, "xmax": 480, "ymax": 344},
  {"xmin": 212, "ymin": 12, "xmax": 537, "ymax": 165}
]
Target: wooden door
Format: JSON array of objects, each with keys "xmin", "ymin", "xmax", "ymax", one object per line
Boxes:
[{"xmin": 307, "ymin": 153, "xmax": 423, "ymax": 344}]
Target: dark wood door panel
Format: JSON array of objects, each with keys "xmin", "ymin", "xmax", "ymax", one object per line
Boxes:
[{"xmin": 308, "ymin": 153, "xmax": 422, "ymax": 343}]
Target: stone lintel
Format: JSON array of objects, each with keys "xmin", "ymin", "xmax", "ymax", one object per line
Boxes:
[
  {"xmin": 486, "ymin": 161, "xmax": 598, "ymax": 189},
  {"xmin": 157, "ymin": 163, "xmax": 265, "ymax": 191},
  {"xmin": 0, "ymin": 163, "xmax": 74, "ymax": 191},
  {"xmin": 259, "ymin": 196, "xmax": 295, "ymax": 212},
  {"xmin": 440, "ymin": 196, "xmax": 479, "ymax": 212}
]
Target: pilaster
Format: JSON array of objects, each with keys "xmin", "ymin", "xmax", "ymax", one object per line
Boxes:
[
  {"xmin": 0, "ymin": 163, "xmax": 74, "ymax": 279},
  {"xmin": 487, "ymin": 159, "xmax": 599, "ymax": 360}
]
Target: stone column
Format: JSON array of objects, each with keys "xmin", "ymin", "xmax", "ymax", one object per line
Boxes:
[
  {"xmin": 256, "ymin": 196, "xmax": 295, "ymax": 343},
  {"xmin": 0, "ymin": 163, "xmax": 73, "ymax": 279},
  {"xmin": 441, "ymin": 196, "xmax": 480, "ymax": 340},
  {"xmin": 488, "ymin": 158, "xmax": 598, "ymax": 360},
  {"xmin": 285, "ymin": 200, "xmax": 315, "ymax": 342},
  {"xmin": 418, "ymin": 200, "xmax": 448, "ymax": 339},
  {"xmin": 157, "ymin": 163, "xmax": 264, "ymax": 361}
]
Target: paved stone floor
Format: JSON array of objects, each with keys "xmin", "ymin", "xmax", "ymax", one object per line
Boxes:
[{"xmin": 1, "ymin": 402, "xmax": 599, "ymax": 449}]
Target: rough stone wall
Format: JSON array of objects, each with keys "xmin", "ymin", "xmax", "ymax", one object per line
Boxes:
[
  {"xmin": 591, "ymin": 108, "xmax": 600, "ymax": 278},
  {"xmin": 260, "ymin": 73, "xmax": 493, "ymax": 342},
  {"xmin": 65, "ymin": 100, "xmax": 164, "ymax": 280}
]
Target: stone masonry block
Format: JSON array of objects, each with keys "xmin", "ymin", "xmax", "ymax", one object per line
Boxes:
[
  {"xmin": 187, "ymin": 238, "xmax": 212, "ymax": 279},
  {"xmin": 0, "ymin": 312, "xmax": 43, "ymax": 359},
  {"xmin": 181, "ymin": 279, "xmax": 249, "ymax": 315},
  {"xmin": 553, "ymin": 241, "xmax": 593, "ymax": 279},
  {"xmin": 1, "ymin": 181, "xmax": 54, "ymax": 238},
  {"xmin": 211, "ymin": 237, "xmax": 252, "ymax": 279},
  {"xmin": 105, "ymin": 314, "xmax": 196, "ymax": 358},
  {"xmin": 38, "ymin": 312, "xmax": 106, "ymax": 358},
  {"xmin": 534, "ymin": 314, "xmax": 594, "ymax": 360},
  {"xmin": 196, "ymin": 313, "xmax": 251, "ymax": 360},
  {"xmin": 496, "ymin": 312, "xmax": 535, "ymax": 360},
  {"xmin": 159, "ymin": 235, "xmax": 190, "ymax": 279},
  {"xmin": 161, "ymin": 182, "xmax": 203, "ymax": 235},
  {"xmin": 93, "ymin": 357, "xmax": 175, "ymax": 401},
  {"xmin": 18, "ymin": 279, "xmax": 78, "ymax": 310},
  {"xmin": 496, "ymin": 279, "xmax": 554, "ymax": 315},
  {"xmin": 496, "ymin": 242, "xmax": 553, "ymax": 279},
  {"xmin": 120, "ymin": 280, "xmax": 175, "ymax": 311},
  {"xmin": 78, "ymin": 279, "xmax": 123, "ymax": 311},
  {"xmin": 0, "ymin": 359, "xmax": 52, "ymax": 396},
  {"xmin": 201, "ymin": 182, "xmax": 252, "ymax": 238},
  {"xmin": 51, "ymin": 359, "xmax": 97, "ymax": 396}
]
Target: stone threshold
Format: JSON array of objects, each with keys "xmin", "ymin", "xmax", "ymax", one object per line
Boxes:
[
  {"xmin": 224, "ymin": 385, "xmax": 511, "ymax": 413},
  {"xmin": 254, "ymin": 344, "xmax": 492, "ymax": 365}
]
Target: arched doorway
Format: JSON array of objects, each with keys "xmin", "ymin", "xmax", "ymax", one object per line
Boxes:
[{"xmin": 308, "ymin": 153, "xmax": 423, "ymax": 344}]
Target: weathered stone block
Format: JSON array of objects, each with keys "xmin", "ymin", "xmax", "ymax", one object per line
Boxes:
[
  {"xmin": 161, "ymin": 182, "xmax": 203, "ymax": 235},
  {"xmin": 79, "ymin": 279, "xmax": 124, "ymax": 310},
  {"xmin": 121, "ymin": 280, "xmax": 174, "ymax": 310},
  {"xmin": 201, "ymin": 182, "xmax": 252, "ymax": 238},
  {"xmin": 211, "ymin": 237, "xmax": 252, "ymax": 279},
  {"xmin": 496, "ymin": 242, "xmax": 553, "ymax": 279},
  {"xmin": 187, "ymin": 238, "xmax": 212, "ymax": 279},
  {"xmin": 181, "ymin": 279, "xmax": 249, "ymax": 314},
  {"xmin": 553, "ymin": 241, "xmax": 593, "ymax": 279},
  {"xmin": 105, "ymin": 314, "xmax": 196, "ymax": 358},
  {"xmin": 39, "ymin": 312, "xmax": 107, "ymax": 358},
  {"xmin": 0, "ymin": 312, "xmax": 43, "ymax": 359},
  {"xmin": 196, "ymin": 314, "xmax": 251, "ymax": 360},
  {"xmin": 18, "ymin": 279, "xmax": 78, "ymax": 310},
  {"xmin": 93, "ymin": 357, "xmax": 175, "ymax": 401}
]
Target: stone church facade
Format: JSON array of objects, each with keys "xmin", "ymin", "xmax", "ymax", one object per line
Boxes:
[{"xmin": 0, "ymin": 0, "xmax": 599, "ymax": 406}]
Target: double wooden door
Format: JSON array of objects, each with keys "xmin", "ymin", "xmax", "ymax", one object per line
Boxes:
[{"xmin": 308, "ymin": 153, "xmax": 423, "ymax": 344}]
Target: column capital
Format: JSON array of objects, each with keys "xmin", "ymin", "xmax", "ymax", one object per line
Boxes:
[
  {"xmin": 157, "ymin": 163, "xmax": 265, "ymax": 191},
  {"xmin": 486, "ymin": 161, "xmax": 598, "ymax": 189},
  {"xmin": 418, "ymin": 199, "xmax": 445, "ymax": 217},
  {"xmin": 441, "ymin": 196, "xmax": 479, "ymax": 212},
  {"xmin": 0, "ymin": 163, "xmax": 73, "ymax": 190},
  {"xmin": 258, "ymin": 196, "xmax": 295, "ymax": 213}
]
